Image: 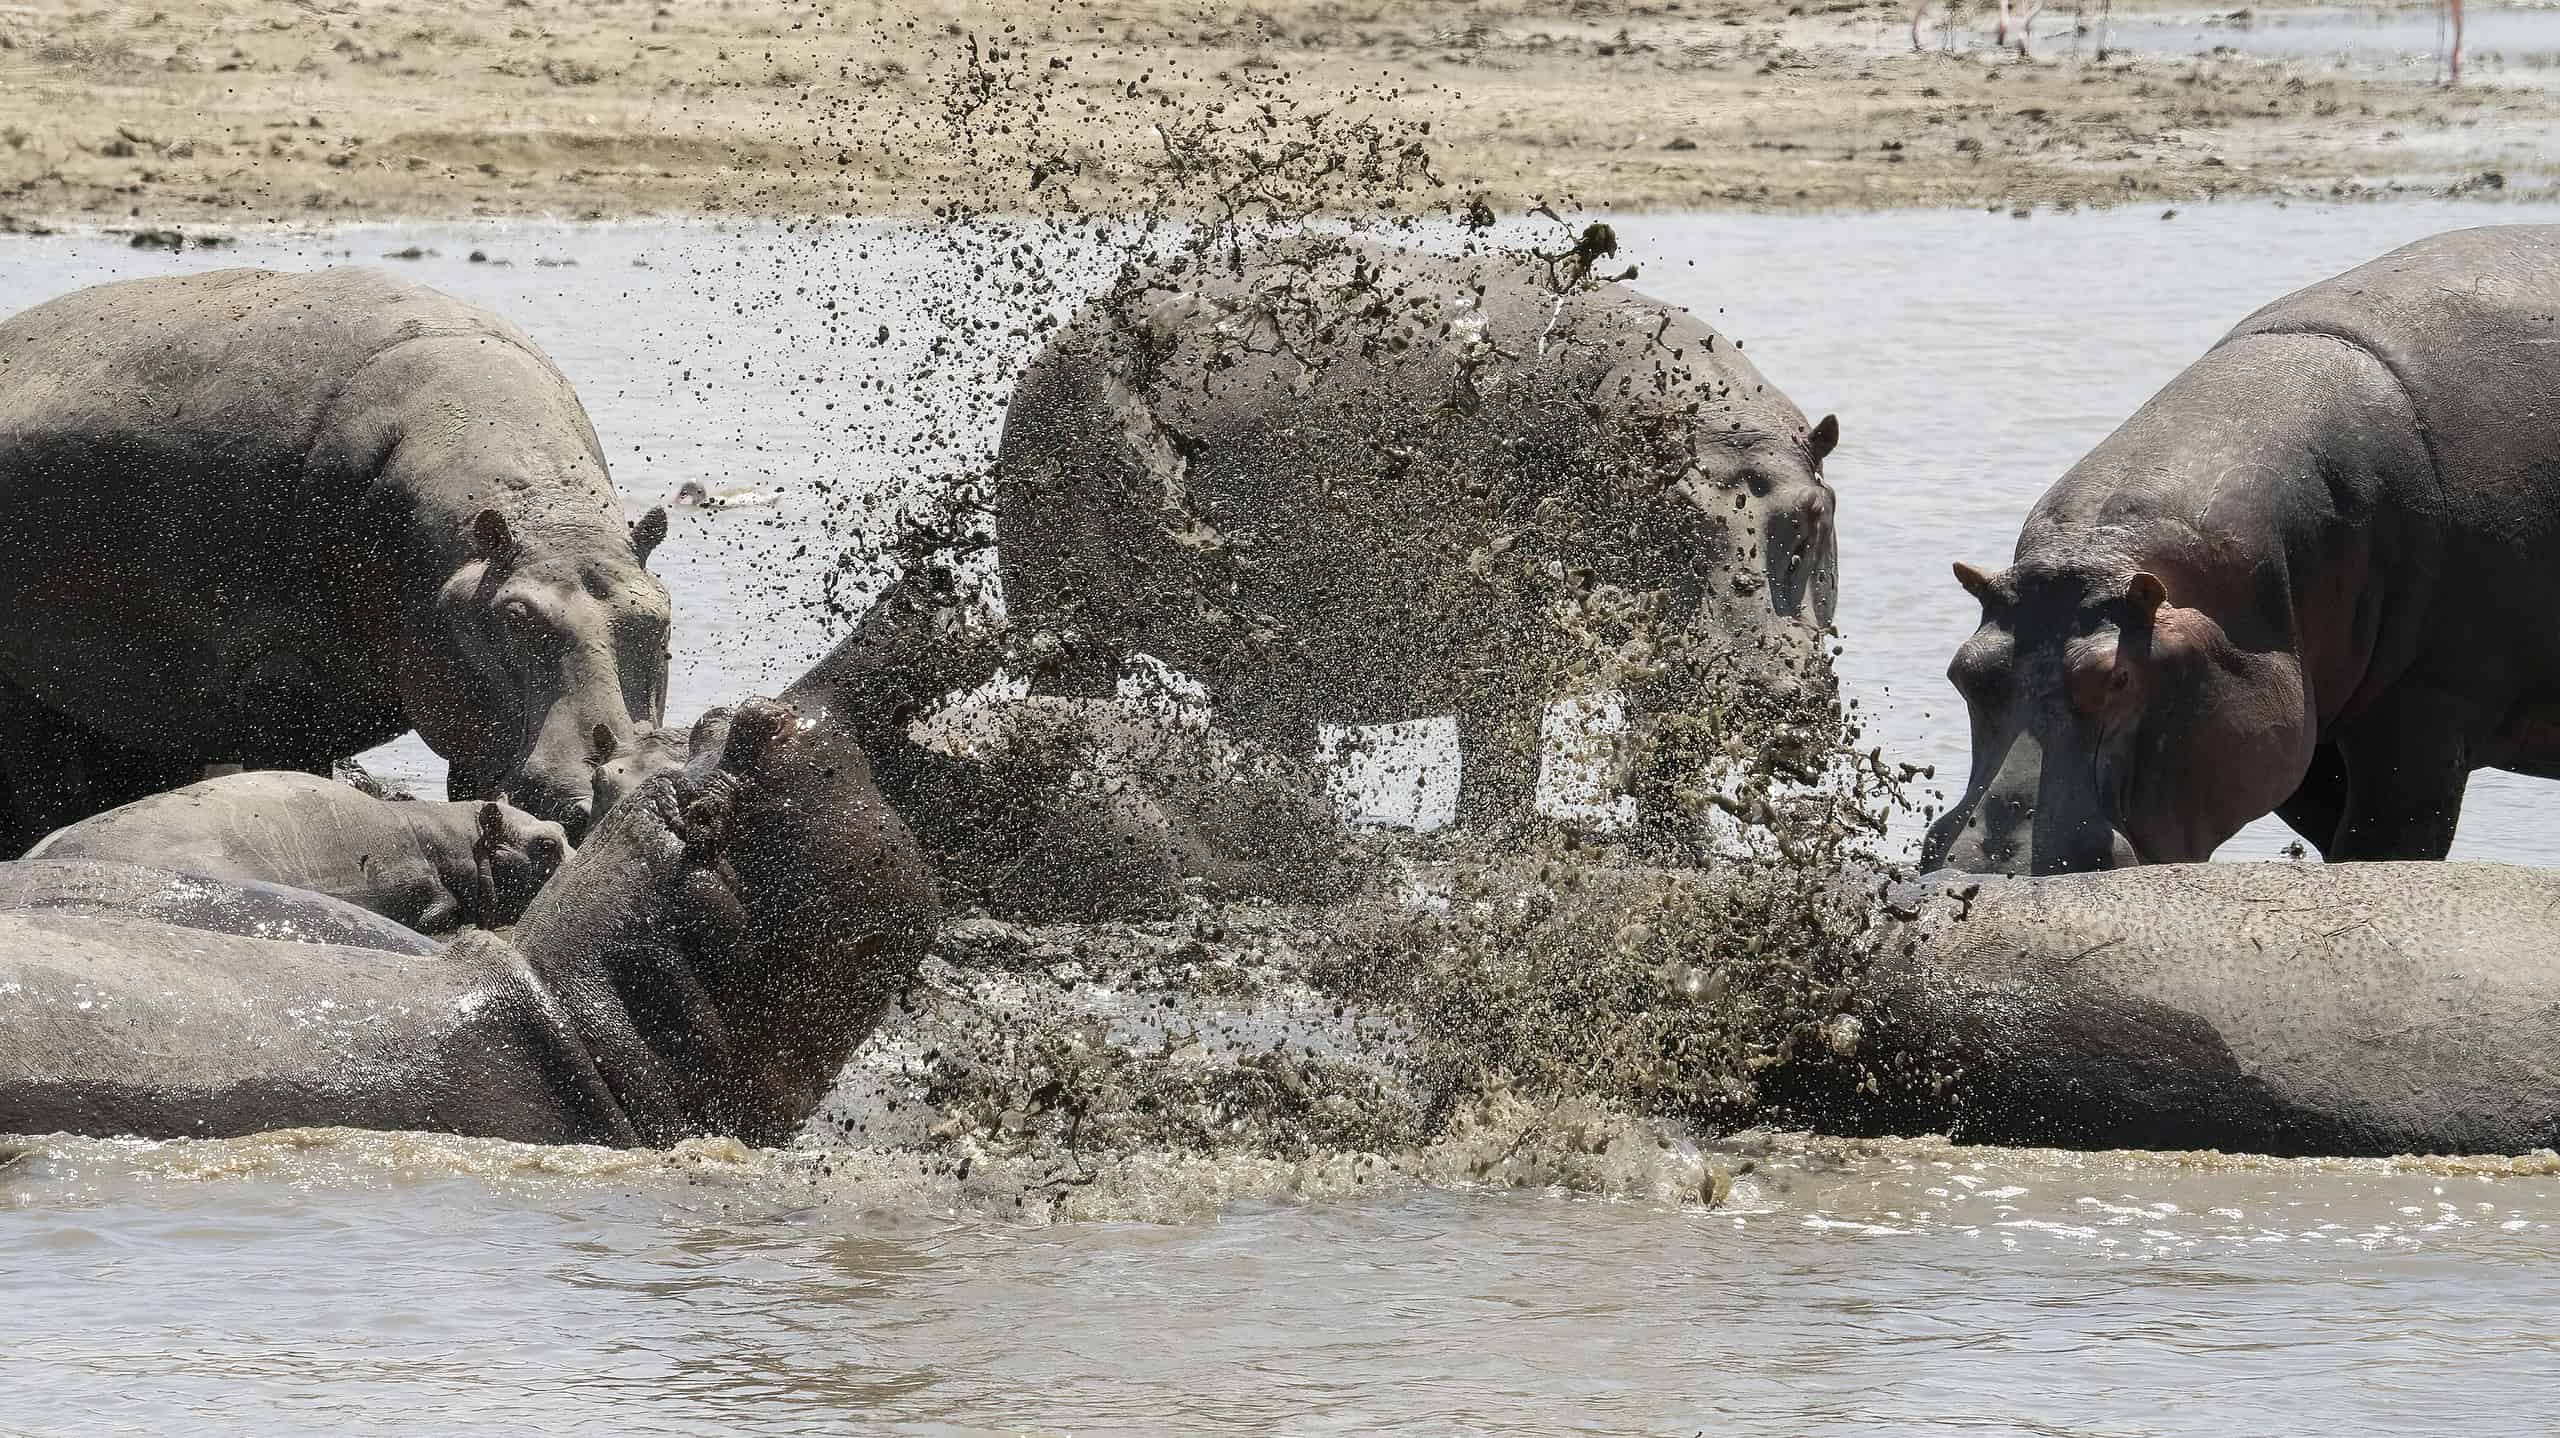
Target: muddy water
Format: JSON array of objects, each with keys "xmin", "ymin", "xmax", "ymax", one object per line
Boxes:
[{"xmin": 6, "ymin": 204, "xmax": 2560, "ymax": 1432}]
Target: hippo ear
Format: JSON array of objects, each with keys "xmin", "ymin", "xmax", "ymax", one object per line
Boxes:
[
  {"xmin": 1953, "ymin": 562, "xmax": 2002, "ymax": 605},
  {"xmin": 590, "ymin": 723, "xmax": 620, "ymax": 763},
  {"xmin": 1809, "ymin": 413, "xmax": 1839, "ymax": 465},
  {"xmin": 2127, "ymin": 571, "xmax": 2169, "ymax": 623},
  {"xmin": 631, "ymin": 505, "xmax": 669, "ymax": 566},
  {"xmin": 472, "ymin": 508, "xmax": 513, "ymax": 558},
  {"xmin": 688, "ymin": 706, "xmax": 736, "ymax": 759}
]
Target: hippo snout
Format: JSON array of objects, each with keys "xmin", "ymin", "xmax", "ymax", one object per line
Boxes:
[
  {"xmin": 1923, "ymin": 792, "xmax": 2139, "ymax": 876},
  {"xmin": 1763, "ymin": 487, "xmax": 1838, "ymax": 622},
  {"xmin": 503, "ymin": 765, "xmax": 600, "ymax": 841}
]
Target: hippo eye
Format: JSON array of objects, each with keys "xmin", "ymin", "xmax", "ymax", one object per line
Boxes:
[
  {"xmin": 527, "ymin": 835, "xmax": 565, "ymax": 867},
  {"xmin": 1744, "ymin": 473, "xmax": 1772, "ymax": 499},
  {"xmin": 498, "ymin": 599, "xmax": 558, "ymax": 647}
]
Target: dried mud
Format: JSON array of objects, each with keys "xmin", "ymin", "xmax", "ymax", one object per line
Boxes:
[{"xmin": 0, "ymin": 0, "xmax": 2549, "ymax": 230}]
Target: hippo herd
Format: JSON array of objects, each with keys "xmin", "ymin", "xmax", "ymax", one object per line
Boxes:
[{"xmin": 4, "ymin": 225, "xmax": 2559, "ymax": 1160}]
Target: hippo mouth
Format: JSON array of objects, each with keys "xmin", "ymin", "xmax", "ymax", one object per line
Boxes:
[{"xmin": 589, "ymin": 772, "xmax": 759, "ymax": 1129}]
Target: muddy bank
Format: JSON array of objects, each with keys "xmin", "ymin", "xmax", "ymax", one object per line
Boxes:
[{"xmin": 0, "ymin": 0, "xmax": 2548, "ymax": 229}]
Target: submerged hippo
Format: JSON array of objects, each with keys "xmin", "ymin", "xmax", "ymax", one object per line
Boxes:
[
  {"xmin": 0, "ymin": 267, "xmax": 672, "ymax": 853},
  {"xmin": 1786, "ymin": 862, "xmax": 2560, "ymax": 1157},
  {"xmin": 993, "ymin": 235, "xmax": 1841, "ymax": 831},
  {"xmin": 1928, "ymin": 225, "xmax": 2560, "ymax": 873},
  {"xmin": 0, "ymin": 698, "xmax": 939, "ymax": 1148},
  {"xmin": 0, "ymin": 858, "xmax": 440, "ymax": 955},
  {"xmin": 24, "ymin": 772, "xmax": 569, "ymax": 935}
]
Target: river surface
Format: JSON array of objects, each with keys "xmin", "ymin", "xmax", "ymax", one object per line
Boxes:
[{"xmin": 5, "ymin": 204, "xmax": 2560, "ymax": 1432}]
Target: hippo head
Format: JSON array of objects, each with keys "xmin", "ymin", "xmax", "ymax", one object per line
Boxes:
[
  {"xmin": 510, "ymin": 697, "xmax": 936, "ymax": 1146},
  {"xmin": 1671, "ymin": 412, "xmax": 1840, "ymax": 627},
  {"xmin": 1620, "ymin": 404, "xmax": 1841, "ymax": 728},
  {"xmin": 589, "ymin": 707, "xmax": 734, "ymax": 822},
  {"xmin": 413, "ymin": 505, "xmax": 673, "ymax": 838},
  {"xmin": 470, "ymin": 799, "xmax": 574, "ymax": 927},
  {"xmin": 1921, "ymin": 560, "xmax": 2314, "ymax": 875}
]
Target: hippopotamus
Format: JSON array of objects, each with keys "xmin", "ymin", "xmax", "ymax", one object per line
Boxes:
[
  {"xmin": 1778, "ymin": 861, "xmax": 2560, "ymax": 1157},
  {"xmin": 992, "ymin": 234, "xmax": 1841, "ymax": 832},
  {"xmin": 1927, "ymin": 226, "xmax": 2560, "ymax": 874},
  {"xmin": 23, "ymin": 772, "xmax": 569, "ymax": 935},
  {"xmin": 0, "ymin": 266, "xmax": 672, "ymax": 854},
  {"xmin": 589, "ymin": 708, "xmax": 730, "ymax": 821},
  {"xmin": 890, "ymin": 696, "xmax": 1350, "ymax": 920},
  {"xmin": 0, "ymin": 858, "xmax": 440, "ymax": 955},
  {"xmin": 0, "ymin": 696, "xmax": 939, "ymax": 1147}
]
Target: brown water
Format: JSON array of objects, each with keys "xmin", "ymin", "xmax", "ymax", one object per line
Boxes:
[{"xmin": 6, "ymin": 206, "xmax": 2560, "ymax": 1432}]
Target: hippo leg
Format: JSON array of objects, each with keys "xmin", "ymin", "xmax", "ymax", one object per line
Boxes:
[
  {"xmin": 227, "ymin": 651, "xmax": 348, "ymax": 774},
  {"xmin": 2274, "ymin": 741, "xmax": 2349, "ymax": 855},
  {"xmin": 1456, "ymin": 701, "xmax": 1542, "ymax": 834},
  {"xmin": 0, "ymin": 678, "xmax": 196, "ymax": 855},
  {"xmin": 2330, "ymin": 694, "xmax": 2475, "ymax": 860}
]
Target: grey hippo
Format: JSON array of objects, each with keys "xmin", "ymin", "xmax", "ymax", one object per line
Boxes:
[
  {"xmin": 990, "ymin": 234, "xmax": 1840, "ymax": 832},
  {"xmin": 1927, "ymin": 225, "xmax": 2560, "ymax": 873},
  {"xmin": 23, "ymin": 771, "xmax": 570, "ymax": 935},
  {"xmin": 590, "ymin": 707, "xmax": 730, "ymax": 820},
  {"xmin": 1784, "ymin": 861, "xmax": 2560, "ymax": 1157},
  {"xmin": 0, "ymin": 696, "xmax": 939, "ymax": 1148},
  {"xmin": 0, "ymin": 266, "xmax": 672, "ymax": 853},
  {"xmin": 0, "ymin": 858, "xmax": 442, "ymax": 955}
]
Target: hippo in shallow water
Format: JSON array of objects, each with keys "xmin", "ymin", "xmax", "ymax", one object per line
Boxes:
[
  {"xmin": 0, "ymin": 266, "xmax": 672, "ymax": 853},
  {"xmin": 991, "ymin": 234, "xmax": 1841, "ymax": 832},
  {"xmin": 0, "ymin": 697, "xmax": 938, "ymax": 1147},
  {"xmin": 0, "ymin": 859, "xmax": 440, "ymax": 955},
  {"xmin": 1778, "ymin": 861, "xmax": 2560, "ymax": 1157},
  {"xmin": 1927, "ymin": 226, "xmax": 2560, "ymax": 874},
  {"xmin": 24, "ymin": 772, "xmax": 569, "ymax": 935},
  {"xmin": 589, "ymin": 708, "xmax": 731, "ymax": 822}
]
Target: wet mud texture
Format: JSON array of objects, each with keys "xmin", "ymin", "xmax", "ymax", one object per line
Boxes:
[
  {"xmin": 808, "ymin": 845, "xmax": 1913, "ymax": 1203},
  {"xmin": 4, "ymin": 0, "xmax": 2555, "ymax": 230},
  {"xmin": 886, "ymin": 698, "xmax": 1356, "ymax": 921}
]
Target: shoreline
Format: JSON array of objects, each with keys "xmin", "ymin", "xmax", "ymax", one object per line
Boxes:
[
  {"xmin": 2, "ymin": 1, "xmax": 2554, "ymax": 230},
  {"xmin": 9, "ymin": 186, "xmax": 2552, "ymax": 250}
]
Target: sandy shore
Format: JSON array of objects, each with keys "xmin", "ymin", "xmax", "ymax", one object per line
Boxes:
[{"xmin": 0, "ymin": 0, "xmax": 2548, "ymax": 228}]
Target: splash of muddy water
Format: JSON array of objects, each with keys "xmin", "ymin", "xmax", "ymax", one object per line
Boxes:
[{"xmin": 671, "ymin": 22, "xmax": 1924, "ymax": 1204}]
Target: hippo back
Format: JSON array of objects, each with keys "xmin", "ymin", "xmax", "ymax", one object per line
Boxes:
[
  {"xmin": 0, "ymin": 917, "xmax": 620, "ymax": 1143},
  {"xmin": 2222, "ymin": 224, "xmax": 2560, "ymax": 531},
  {"xmin": 1855, "ymin": 862, "xmax": 2560, "ymax": 1156},
  {"xmin": 0, "ymin": 859, "xmax": 440, "ymax": 955},
  {"xmin": 994, "ymin": 237, "xmax": 1826, "ymax": 724},
  {"xmin": 0, "ymin": 266, "xmax": 586, "ymax": 495}
]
